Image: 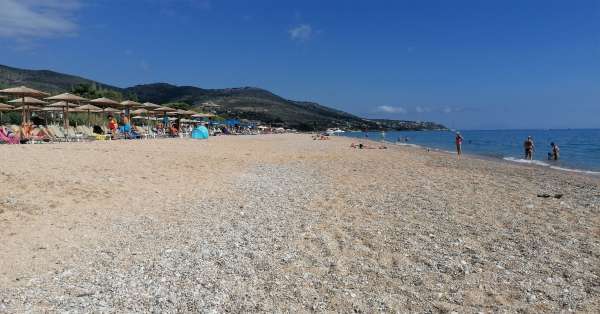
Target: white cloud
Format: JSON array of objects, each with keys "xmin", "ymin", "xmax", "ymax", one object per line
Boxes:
[
  {"xmin": 377, "ymin": 105, "xmax": 407, "ymax": 114},
  {"xmin": 415, "ymin": 106, "xmax": 432, "ymax": 113},
  {"xmin": 0, "ymin": 0, "xmax": 82, "ymax": 39},
  {"xmin": 289, "ymin": 24, "xmax": 313, "ymax": 42}
]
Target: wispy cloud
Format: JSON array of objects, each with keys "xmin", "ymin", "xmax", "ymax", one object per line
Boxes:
[
  {"xmin": 0, "ymin": 0, "xmax": 82, "ymax": 39},
  {"xmin": 441, "ymin": 106, "xmax": 468, "ymax": 114},
  {"xmin": 415, "ymin": 106, "xmax": 432, "ymax": 113},
  {"xmin": 289, "ymin": 24, "xmax": 313, "ymax": 42},
  {"xmin": 376, "ymin": 105, "xmax": 469, "ymax": 115},
  {"xmin": 376, "ymin": 105, "xmax": 407, "ymax": 114}
]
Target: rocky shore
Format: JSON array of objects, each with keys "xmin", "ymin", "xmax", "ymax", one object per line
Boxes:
[{"xmin": 1, "ymin": 134, "xmax": 599, "ymax": 312}]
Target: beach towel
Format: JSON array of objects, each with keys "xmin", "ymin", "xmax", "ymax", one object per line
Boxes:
[{"xmin": 0, "ymin": 128, "xmax": 19, "ymax": 144}]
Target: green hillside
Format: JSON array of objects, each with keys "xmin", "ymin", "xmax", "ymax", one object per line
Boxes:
[{"xmin": 0, "ymin": 64, "xmax": 446, "ymax": 131}]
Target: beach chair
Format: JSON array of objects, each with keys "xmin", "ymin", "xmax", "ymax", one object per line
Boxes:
[
  {"xmin": 46, "ymin": 125, "xmax": 69, "ymax": 142},
  {"xmin": 77, "ymin": 126, "xmax": 98, "ymax": 141},
  {"xmin": 63, "ymin": 127, "xmax": 81, "ymax": 142},
  {"xmin": 134, "ymin": 126, "xmax": 150, "ymax": 140}
]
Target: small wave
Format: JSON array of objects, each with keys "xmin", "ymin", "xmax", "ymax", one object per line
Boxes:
[
  {"xmin": 503, "ymin": 157, "xmax": 551, "ymax": 167},
  {"xmin": 503, "ymin": 157, "xmax": 600, "ymax": 175},
  {"xmin": 549, "ymin": 166, "xmax": 600, "ymax": 175},
  {"xmin": 394, "ymin": 142, "xmax": 422, "ymax": 149}
]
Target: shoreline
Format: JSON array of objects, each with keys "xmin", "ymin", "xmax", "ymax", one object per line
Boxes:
[{"xmin": 341, "ymin": 133, "xmax": 600, "ymax": 177}]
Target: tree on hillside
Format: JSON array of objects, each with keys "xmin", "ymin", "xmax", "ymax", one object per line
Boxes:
[
  {"xmin": 166, "ymin": 102, "xmax": 191, "ymax": 110},
  {"xmin": 71, "ymin": 83, "xmax": 124, "ymax": 101}
]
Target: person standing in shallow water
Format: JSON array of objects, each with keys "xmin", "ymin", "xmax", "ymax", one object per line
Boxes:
[
  {"xmin": 551, "ymin": 142, "xmax": 560, "ymax": 160},
  {"xmin": 524, "ymin": 136, "xmax": 535, "ymax": 160},
  {"xmin": 455, "ymin": 132, "xmax": 463, "ymax": 159}
]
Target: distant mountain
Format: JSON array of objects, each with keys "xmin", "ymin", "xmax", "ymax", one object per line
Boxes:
[
  {"xmin": 0, "ymin": 64, "xmax": 446, "ymax": 131},
  {"xmin": 369, "ymin": 119, "xmax": 447, "ymax": 131},
  {"xmin": 0, "ymin": 64, "xmax": 119, "ymax": 93},
  {"xmin": 124, "ymin": 83, "xmax": 371, "ymax": 130}
]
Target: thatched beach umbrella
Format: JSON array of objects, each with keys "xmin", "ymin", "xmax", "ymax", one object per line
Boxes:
[
  {"xmin": 141, "ymin": 102, "xmax": 160, "ymax": 109},
  {"xmin": 153, "ymin": 106, "xmax": 176, "ymax": 133},
  {"xmin": 46, "ymin": 93, "xmax": 88, "ymax": 129},
  {"xmin": 46, "ymin": 101, "xmax": 79, "ymax": 128},
  {"xmin": 0, "ymin": 103, "xmax": 13, "ymax": 123},
  {"xmin": 120, "ymin": 100, "xmax": 142, "ymax": 120},
  {"xmin": 102, "ymin": 107, "xmax": 121, "ymax": 113},
  {"xmin": 191, "ymin": 113, "xmax": 215, "ymax": 118},
  {"xmin": 13, "ymin": 105, "xmax": 43, "ymax": 111},
  {"xmin": 175, "ymin": 109, "xmax": 197, "ymax": 133},
  {"xmin": 1, "ymin": 87, "xmax": 49, "ymax": 124},
  {"xmin": 77, "ymin": 104, "xmax": 102, "ymax": 126},
  {"xmin": 132, "ymin": 108, "xmax": 151, "ymax": 133},
  {"xmin": 89, "ymin": 97, "xmax": 121, "ymax": 121},
  {"xmin": 89, "ymin": 97, "xmax": 120, "ymax": 107},
  {"xmin": 8, "ymin": 97, "xmax": 48, "ymax": 124}
]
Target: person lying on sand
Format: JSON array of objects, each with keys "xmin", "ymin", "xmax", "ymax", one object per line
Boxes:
[{"xmin": 350, "ymin": 143, "xmax": 387, "ymax": 149}]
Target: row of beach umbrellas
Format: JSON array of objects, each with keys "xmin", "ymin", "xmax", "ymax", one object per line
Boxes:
[{"xmin": 0, "ymin": 86, "xmax": 215, "ymax": 131}]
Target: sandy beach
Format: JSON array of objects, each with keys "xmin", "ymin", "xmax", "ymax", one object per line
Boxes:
[{"xmin": 0, "ymin": 134, "xmax": 599, "ymax": 312}]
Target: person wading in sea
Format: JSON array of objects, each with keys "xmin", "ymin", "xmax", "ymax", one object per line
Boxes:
[
  {"xmin": 455, "ymin": 132, "xmax": 463, "ymax": 159},
  {"xmin": 551, "ymin": 142, "xmax": 560, "ymax": 160},
  {"xmin": 524, "ymin": 136, "xmax": 535, "ymax": 160}
]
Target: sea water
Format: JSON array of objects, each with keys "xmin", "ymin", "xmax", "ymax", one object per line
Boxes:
[{"xmin": 343, "ymin": 129, "xmax": 600, "ymax": 174}]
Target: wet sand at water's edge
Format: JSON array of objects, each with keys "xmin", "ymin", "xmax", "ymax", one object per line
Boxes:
[{"xmin": 1, "ymin": 134, "xmax": 599, "ymax": 312}]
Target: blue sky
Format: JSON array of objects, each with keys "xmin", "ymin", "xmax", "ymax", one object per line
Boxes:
[{"xmin": 0, "ymin": 0, "xmax": 598, "ymax": 129}]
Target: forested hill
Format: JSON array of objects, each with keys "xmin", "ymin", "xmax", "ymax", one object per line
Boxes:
[{"xmin": 0, "ymin": 64, "xmax": 446, "ymax": 131}]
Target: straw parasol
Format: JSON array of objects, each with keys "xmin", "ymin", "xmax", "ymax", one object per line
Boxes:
[
  {"xmin": 102, "ymin": 107, "xmax": 121, "ymax": 113},
  {"xmin": 175, "ymin": 109, "xmax": 197, "ymax": 132},
  {"xmin": 1, "ymin": 86, "xmax": 49, "ymax": 124},
  {"xmin": 132, "ymin": 108, "xmax": 151, "ymax": 132},
  {"xmin": 47, "ymin": 100, "xmax": 79, "ymax": 107},
  {"xmin": 141, "ymin": 102, "xmax": 160, "ymax": 109},
  {"xmin": 89, "ymin": 97, "xmax": 122, "ymax": 122},
  {"xmin": 0, "ymin": 104, "xmax": 12, "ymax": 123},
  {"xmin": 45, "ymin": 93, "xmax": 87, "ymax": 129},
  {"xmin": 120, "ymin": 100, "xmax": 142, "ymax": 109},
  {"xmin": 154, "ymin": 106, "xmax": 176, "ymax": 112},
  {"xmin": 120, "ymin": 100, "xmax": 142, "ymax": 120},
  {"xmin": 42, "ymin": 107, "xmax": 84, "ymax": 112},
  {"xmin": 132, "ymin": 108, "xmax": 148, "ymax": 114},
  {"xmin": 77, "ymin": 104, "xmax": 102, "ymax": 126},
  {"xmin": 191, "ymin": 113, "xmax": 215, "ymax": 118},
  {"xmin": 8, "ymin": 97, "xmax": 48, "ymax": 124},
  {"xmin": 89, "ymin": 97, "xmax": 120, "ymax": 107},
  {"xmin": 13, "ymin": 105, "xmax": 43, "ymax": 111},
  {"xmin": 153, "ymin": 106, "xmax": 176, "ymax": 131}
]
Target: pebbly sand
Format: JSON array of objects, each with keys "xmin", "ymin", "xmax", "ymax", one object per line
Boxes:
[{"xmin": 0, "ymin": 134, "xmax": 599, "ymax": 312}]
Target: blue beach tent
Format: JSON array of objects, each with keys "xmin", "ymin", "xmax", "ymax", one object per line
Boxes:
[{"xmin": 192, "ymin": 125, "xmax": 209, "ymax": 139}]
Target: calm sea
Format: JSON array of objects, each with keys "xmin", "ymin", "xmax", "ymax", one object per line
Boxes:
[{"xmin": 343, "ymin": 129, "xmax": 600, "ymax": 174}]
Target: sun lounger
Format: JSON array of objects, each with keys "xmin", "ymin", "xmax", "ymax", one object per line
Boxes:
[
  {"xmin": 46, "ymin": 125, "xmax": 70, "ymax": 142},
  {"xmin": 65, "ymin": 126, "xmax": 86, "ymax": 142}
]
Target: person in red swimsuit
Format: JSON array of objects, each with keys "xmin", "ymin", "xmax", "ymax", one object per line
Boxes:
[{"xmin": 455, "ymin": 132, "xmax": 463, "ymax": 159}]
